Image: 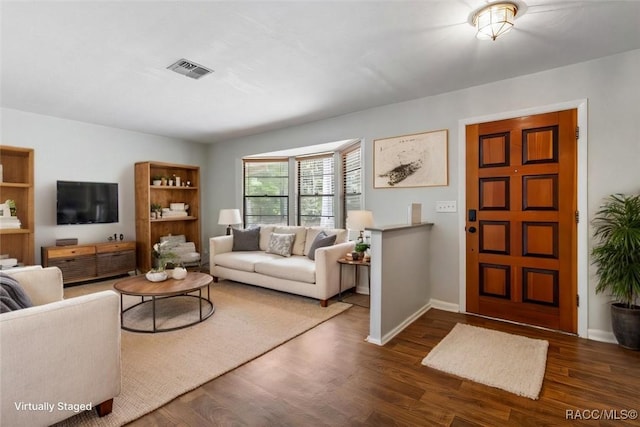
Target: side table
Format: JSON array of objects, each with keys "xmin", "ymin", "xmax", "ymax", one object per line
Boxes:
[{"xmin": 337, "ymin": 257, "xmax": 370, "ymax": 303}]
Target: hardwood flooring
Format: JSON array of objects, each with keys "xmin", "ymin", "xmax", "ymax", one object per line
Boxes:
[{"xmin": 131, "ymin": 305, "xmax": 640, "ymax": 426}]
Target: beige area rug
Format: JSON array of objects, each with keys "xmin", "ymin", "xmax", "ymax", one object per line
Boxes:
[
  {"xmin": 421, "ymin": 323, "xmax": 549, "ymax": 400},
  {"xmin": 57, "ymin": 279, "xmax": 351, "ymax": 426}
]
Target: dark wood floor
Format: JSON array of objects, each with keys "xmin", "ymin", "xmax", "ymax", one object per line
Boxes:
[{"xmin": 130, "ymin": 304, "xmax": 640, "ymax": 426}]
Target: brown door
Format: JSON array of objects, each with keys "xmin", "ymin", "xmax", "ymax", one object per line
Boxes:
[{"xmin": 465, "ymin": 110, "xmax": 578, "ymax": 333}]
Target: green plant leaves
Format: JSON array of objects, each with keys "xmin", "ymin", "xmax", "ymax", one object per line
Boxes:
[{"xmin": 592, "ymin": 193, "xmax": 640, "ymax": 307}]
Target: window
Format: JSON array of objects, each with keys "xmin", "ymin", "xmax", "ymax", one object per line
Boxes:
[
  {"xmin": 297, "ymin": 154, "xmax": 335, "ymax": 227},
  {"xmin": 243, "ymin": 159, "xmax": 289, "ymax": 227},
  {"xmin": 342, "ymin": 143, "xmax": 363, "ymax": 226},
  {"xmin": 243, "ymin": 140, "xmax": 362, "ymax": 228}
]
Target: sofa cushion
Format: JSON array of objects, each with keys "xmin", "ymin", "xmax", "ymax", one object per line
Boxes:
[
  {"xmin": 303, "ymin": 227, "xmax": 348, "ymax": 255},
  {"xmin": 213, "ymin": 251, "xmax": 281, "ymax": 273},
  {"xmin": 254, "ymin": 256, "xmax": 316, "ymax": 284},
  {"xmin": 307, "ymin": 231, "xmax": 337, "ymax": 261},
  {"xmin": 258, "ymin": 225, "xmax": 276, "ymax": 251},
  {"xmin": 266, "ymin": 233, "xmax": 296, "ymax": 257},
  {"xmin": 1, "ymin": 272, "xmax": 34, "ymax": 313},
  {"xmin": 274, "ymin": 226, "xmax": 306, "ymax": 255},
  {"xmin": 232, "ymin": 227, "xmax": 261, "ymax": 251}
]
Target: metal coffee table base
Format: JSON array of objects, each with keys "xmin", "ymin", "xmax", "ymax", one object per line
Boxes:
[{"xmin": 120, "ymin": 286, "xmax": 215, "ymax": 333}]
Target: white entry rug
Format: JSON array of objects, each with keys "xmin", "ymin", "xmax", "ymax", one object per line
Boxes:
[{"xmin": 421, "ymin": 323, "xmax": 549, "ymax": 400}]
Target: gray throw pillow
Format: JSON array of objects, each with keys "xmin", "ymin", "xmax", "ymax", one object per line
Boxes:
[
  {"xmin": 266, "ymin": 233, "xmax": 296, "ymax": 257},
  {"xmin": 307, "ymin": 231, "xmax": 337, "ymax": 260},
  {"xmin": 232, "ymin": 227, "xmax": 261, "ymax": 251},
  {"xmin": 0, "ymin": 272, "xmax": 33, "ymax": 313}
]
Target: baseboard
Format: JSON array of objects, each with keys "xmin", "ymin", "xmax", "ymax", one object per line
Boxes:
[
  {"xmin": 356, "ymin": 285, "xmax": 370, "ymax": 295},
  {"xmin": 429, "ymin": 299, "xmax": 459, "ymax": 313},
  {"xmin": 587, "ymin": 328, "xmax": 618, "ymax": 344},
  {"xmin": 368, "ymin": 302, "xmax": 432, "ymax": 346}
]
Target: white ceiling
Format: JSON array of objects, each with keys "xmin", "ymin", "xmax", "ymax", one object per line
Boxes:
[{"xmin": 2, "ymin": 1, "xmax": 639, "ymax": 144}]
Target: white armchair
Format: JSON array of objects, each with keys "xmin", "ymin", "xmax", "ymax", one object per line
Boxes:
[{"xmin": 0, "ymin": 266, "xmax": 121, "ymax": 426}]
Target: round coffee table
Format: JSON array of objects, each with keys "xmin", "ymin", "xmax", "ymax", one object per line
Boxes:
[{"xmin": 114, "ymin": 272, "xmax": 214, "ymax": 333}]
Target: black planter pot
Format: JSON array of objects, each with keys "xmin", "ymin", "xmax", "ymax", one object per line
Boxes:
[{"xmin": 611, "ymin": 303, "xmax": 640, "ymax": 350}]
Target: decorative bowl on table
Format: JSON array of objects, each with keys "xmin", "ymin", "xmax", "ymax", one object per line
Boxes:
[{"xmin": 145, "ymin": 271, "xmax": 168, "ymax": 282}]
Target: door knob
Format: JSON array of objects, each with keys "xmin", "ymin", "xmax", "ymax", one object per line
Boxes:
[{"xmin": 468, "ymin": 226, "xmax": 477, "ymax": 233}]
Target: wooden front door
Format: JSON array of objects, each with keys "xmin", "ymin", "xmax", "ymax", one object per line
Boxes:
[{"xmin": 465, "ymin": 110, "xmax": 578, "ymax": 333}]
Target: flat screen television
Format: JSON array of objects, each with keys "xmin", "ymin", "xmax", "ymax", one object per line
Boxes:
[{"xmin": 57, "ymin": 181, "xmax": 119, "ymax": 225}]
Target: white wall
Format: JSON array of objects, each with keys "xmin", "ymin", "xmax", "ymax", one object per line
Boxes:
[
  {"xmin": 1, "ymin": 109, "xmax": 207, "ymax": 263},
  {"xmin": 204, "ymin": 49, "xmax": 640, "ymax": 334}
]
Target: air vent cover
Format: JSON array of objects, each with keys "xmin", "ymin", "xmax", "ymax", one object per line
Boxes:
[{"xmin": 167, "ymin": 59, "xmax": 213, "ymax": 80}]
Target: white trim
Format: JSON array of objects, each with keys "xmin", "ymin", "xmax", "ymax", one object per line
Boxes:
[
  {"xmin": 429, "ymin": 299, "xmax": 459, "ymax": 313},
  {"xmin": 587, "ymin": 329, "xmax": 617, "ymax": 344},
  {"xmin": 575, "ymin": 102, "xmax": 589, "ymax": 338},
  {"xmin": 355, "ymin": 285, "xmax": 370, "ymax": 295},
  {"xmin": 366, "ymin": 302, "xmax": 431, "ymax": 346},
  {"xmin": 458, "ymin": 99, "xmax": 589, "ymax": 338}
]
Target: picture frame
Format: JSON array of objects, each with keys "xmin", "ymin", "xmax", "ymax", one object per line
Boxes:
[{"xmin": 373, "ymin": 129, "xmax": 448, "ymax": 188}]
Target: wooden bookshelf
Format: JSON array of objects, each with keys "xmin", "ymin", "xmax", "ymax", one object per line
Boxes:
[
  {"xmin": 0, "ymin": 145, "xmax": 34, "ymax": 265},
  {"xmin": 134, "ymin": 161, "xmax": 200, "ymax": 273}
]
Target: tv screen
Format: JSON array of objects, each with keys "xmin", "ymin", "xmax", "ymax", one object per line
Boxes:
[{"xmin": 57, "ymin": 181, "xmax": 119, "ymax": 225}]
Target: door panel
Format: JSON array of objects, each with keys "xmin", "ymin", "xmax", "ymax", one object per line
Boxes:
[{"xmin": 466, "ymin": 110, "xmax": 577, "ymax": 333}]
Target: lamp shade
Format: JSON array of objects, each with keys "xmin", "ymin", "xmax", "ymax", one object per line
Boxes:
[
  {"xmin": 218, "ymin": 209, "xmax": 242, "ymax": 225},
  {"xmin": 346, "ymin": 210, "xmax": 374, "ymax": 232}
]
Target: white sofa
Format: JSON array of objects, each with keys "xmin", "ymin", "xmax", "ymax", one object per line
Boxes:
[
  {"xmin": 0, "ymin": 266, "xmax": 121, "ymax": 427},
  {"xmin": 210, "ymin": 225, "xmax": 355, "ymax": 306}
]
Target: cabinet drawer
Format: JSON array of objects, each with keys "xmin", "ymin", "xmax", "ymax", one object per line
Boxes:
[
  {"xmin": 48, "ymin": 255, "xmax": 96, "ymax": 283},
  {"xmin": 96, "ymin": 241, "xmax": 136, "ymax": 253},
  {"xmin": 97, "ymin": 250, "xmax": 136, "ymax": 275},
  {"xmin": 46, "ymin": 246, "xmax": 96, "ymax": 259}
]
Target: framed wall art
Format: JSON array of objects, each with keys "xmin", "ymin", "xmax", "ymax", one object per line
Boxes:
[{"xmin": 373, "ymin": 129, "xmax": 448, "ymax": 188}]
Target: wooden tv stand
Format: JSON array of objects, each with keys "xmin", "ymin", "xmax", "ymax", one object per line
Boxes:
[{"xmin": 42, "ymin": 241, "xmax": 137, "ymax": 285}]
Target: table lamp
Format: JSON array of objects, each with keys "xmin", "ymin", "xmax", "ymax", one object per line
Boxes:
[
  {"xmin": 218, "ymin": 209, "xmax": 242, "ymax": 235},
  {"xmin": 346, "ymin": 210, "xmax": 374, "ymax": 243}
]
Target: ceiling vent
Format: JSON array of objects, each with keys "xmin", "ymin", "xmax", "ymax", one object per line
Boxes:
[{"xmin": 167, "ymin": 59, "xmax": 213, "ymax": 80}]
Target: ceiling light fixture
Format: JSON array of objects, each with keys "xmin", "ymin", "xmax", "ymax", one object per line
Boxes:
[{"xmin": 472, "ymin": 2, "xmax": 519, "ymax": 41}]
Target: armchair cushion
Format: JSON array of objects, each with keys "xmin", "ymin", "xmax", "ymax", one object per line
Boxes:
[
  {"xmin": 4, "ymin": 266, "xmax": 63, "ymax": 306},
  {"xmin": 0, "ymin": 273, "xmax": 33, "ymax": 312}
]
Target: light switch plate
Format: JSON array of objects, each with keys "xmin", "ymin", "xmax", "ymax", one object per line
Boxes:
[{"xmin": 436, "ymin": 200, "xmax": 457, "ymax": 213}]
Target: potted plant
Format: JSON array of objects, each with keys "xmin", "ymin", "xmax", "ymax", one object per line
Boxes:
[
  {"xmin": 151, "ymin": 176, "xmax": 162, "ymax": 186},
  {"xmin": 5, "ymin": 199, "xmax": 16, "ymax": 216},
  {"xmin": 592, "ymin": 193, "xmax": 640, "ymax": 350},
  {"xmin": 354, "ymin": 241, "xmax": 370, "ymax": 259},
  {"xmin": 150, "ymin": 203, "xmax": 162, "ymax": 219}
]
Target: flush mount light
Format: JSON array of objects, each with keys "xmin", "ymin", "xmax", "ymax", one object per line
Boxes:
[{"xmin": 470, "ymin": 2, "xmax": 520, "ymax": 41}]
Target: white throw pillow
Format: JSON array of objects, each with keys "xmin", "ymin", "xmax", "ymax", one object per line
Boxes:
[
  {"xmin": 274, "ymin": 226, "xmax": 306, "ymax": 255},
  {"xmin": 266, "ymin": 233, "xmax": 296, "ymax": 257}
]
